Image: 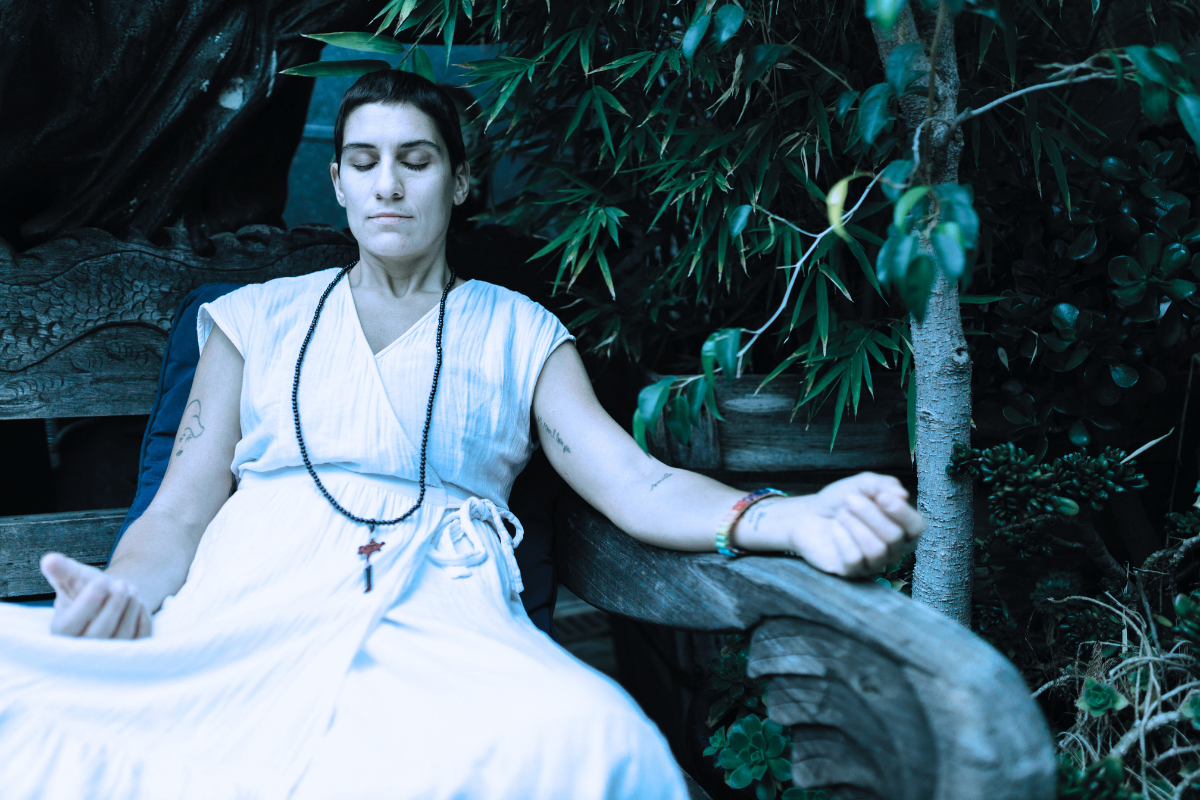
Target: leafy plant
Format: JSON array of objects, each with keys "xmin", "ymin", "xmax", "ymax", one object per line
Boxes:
[
  {"xmin": 1076, "ymin": 678, "xmax": 1130, "ymax": 718},
  {"xmin": 705, "ymin": 636, "xmax": 766, "ymax": 728}
]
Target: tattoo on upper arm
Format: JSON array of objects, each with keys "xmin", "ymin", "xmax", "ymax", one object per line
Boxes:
[
  {"xmin": 175, "ymin": 399, "xmax": 205, "ymax": 456},
  {"xmin": 650, "ymin": 472, "xmax": 673, "ymax": 490},
  {"xmin": 536, "ymin": 415, "xmax": 571, "ymax": 454}
]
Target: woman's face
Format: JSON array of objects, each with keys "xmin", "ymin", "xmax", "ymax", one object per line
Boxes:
[{"xmin": 330, "ymin": 102, "xmax": 469, "ymax": 263}]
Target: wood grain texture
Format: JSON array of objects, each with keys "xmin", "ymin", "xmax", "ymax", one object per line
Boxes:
[
  {"xmin": 555, "ymin": 491, "xmax": 1056, "ymax": 800},
  {"xmin": 649, "ymin": 376, "xmax": 911, "ymax": 472},
  {"xmin": 0, "ymin": 508, "xmax": 125, "ymax": 597},
  {"xmin": 0, "ymin": 223, "xmax": 357, "ymax": 419}
]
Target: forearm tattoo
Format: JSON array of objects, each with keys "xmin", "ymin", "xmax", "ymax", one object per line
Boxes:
[
  {"xmin": 650, "ymin": 472, "xmax": 673, "ymax": 491},
  {"xmin": 175, "ymin": 399, "xmax": 205, "ymax": 456},
  {"xmin": 537, "ymin": 415, "xmax": 571, "ymax": 454}
]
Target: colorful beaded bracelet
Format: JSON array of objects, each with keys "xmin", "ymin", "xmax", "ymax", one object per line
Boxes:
[{"xmin": 715, "ymin": 488, "xmax": 788, "ymax": 556}]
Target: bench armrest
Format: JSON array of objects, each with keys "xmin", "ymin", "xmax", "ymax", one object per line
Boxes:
[{"xmin": 554, "ymin": 490, "xmax": 1055, "ymax": 800}]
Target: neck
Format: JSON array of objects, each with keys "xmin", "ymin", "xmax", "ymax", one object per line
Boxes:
[{"xmin": 350, "ymin": 247, "xmax": 452, "ymax": 299}]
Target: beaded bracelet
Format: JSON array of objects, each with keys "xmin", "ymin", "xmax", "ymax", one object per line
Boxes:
[{"xmin": 715, "ymin": 488, "xmax": 788, "ymax": 556}]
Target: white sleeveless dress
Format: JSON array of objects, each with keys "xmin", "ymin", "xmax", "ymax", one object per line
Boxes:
[{"xmin": 0, "ymin": 270, "xmax": 688, "ymax": 800}]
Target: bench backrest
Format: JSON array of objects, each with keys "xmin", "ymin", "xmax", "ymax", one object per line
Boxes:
[{"xmin": 0, "ymin": 225, "xmax": 912, "ymax": 598}]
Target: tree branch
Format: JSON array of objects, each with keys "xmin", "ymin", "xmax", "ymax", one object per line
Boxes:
[
  {"xmin": 994, "ymin": 513, "xmax": 1127, "ymax": 584},
  {"xmin": 922, "ymin": 0, "xmax": 949, "ymax": 168}
]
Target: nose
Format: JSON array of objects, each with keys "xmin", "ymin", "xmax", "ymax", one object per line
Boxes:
[{"xmin": 374, "ymin": 156, "xmax": 405, "ymax": 199}]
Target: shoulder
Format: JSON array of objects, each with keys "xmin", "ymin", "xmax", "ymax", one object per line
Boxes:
[
  {"xmin": 460, "ymin": 279, "xmax": 563, "ymax": 326},
  {"xmin": 255, "ymin": 268, "xmax": 344, "ymax": 301}
]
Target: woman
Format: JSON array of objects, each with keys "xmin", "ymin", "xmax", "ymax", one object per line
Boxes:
[{"xmin": 0, "ymin": 71, "xmax": 924, "ymax": 799}]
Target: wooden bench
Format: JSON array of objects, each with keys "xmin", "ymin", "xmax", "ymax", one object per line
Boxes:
[{"xmin": 0, "ymin": 223, "xmax": 1057, "ymax": 798}]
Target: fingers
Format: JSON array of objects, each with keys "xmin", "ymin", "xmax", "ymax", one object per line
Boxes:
[
  {"xmin": 40, "ymin": 553, "xmax": 99, "ymax": 602},
  {"xmin": 51, "ymin": 578, "xmax": 112, "ymax": 637},
  {"xmin": 82, "ymin": 584, "xmax": 133, "ymax": 639},
  {"xmin": 49, "ymin": 574, "xmax": 148, "ymax": 640},
  {"xmin": 848, "ymin": 473, "xmax": 925, "ymax": 541},
  {"xmin": 134, "ymin": 605, "xmax": 153, "ymax": 639},
  {"xmin": 853, "ymin": 472, "xmax": 907, "ymax": 502},
  {"xmin": 111, "ymin": 586, "xmax": 142, "ymax": 640},
  {"xmin": 876, "ymin": 492, "xmax": 926, "ymax": 540},
  {"xmin": 845, "ymin": 493, "xmax": 904, "ymax": 546},
  {"xmin": 835, "ymin": 509, "xmax": 888, "ymax": 573}
]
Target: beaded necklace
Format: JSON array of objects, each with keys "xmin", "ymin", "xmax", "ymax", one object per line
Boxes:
[{"xmin": 292, "ymin": 261, "xmax": 455, "ymax": 593}]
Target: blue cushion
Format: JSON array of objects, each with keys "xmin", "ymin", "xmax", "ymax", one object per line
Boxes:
[{"xmin": 115, "ymin": 282, "xmax": 559, "ymax": 637}]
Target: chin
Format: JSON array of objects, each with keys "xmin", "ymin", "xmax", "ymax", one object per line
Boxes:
[{"xmin": 358, "ymin": 231, "xmax": 436, "ymax": 262}]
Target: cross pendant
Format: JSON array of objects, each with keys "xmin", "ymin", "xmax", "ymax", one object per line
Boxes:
[{"xmin": 357, "ymin": 527, "xmax": 385, "ymax": 593}]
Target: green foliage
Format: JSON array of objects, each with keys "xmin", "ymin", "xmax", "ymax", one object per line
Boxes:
[
  {"xmin": 949, "ymin": 442, "xmax": 1145, "ymax": 528},
  {"xmin": 701, "ymin": 637, "xmax": 828, "ymax": 799},
  {"xmin": 1173, "ymin": 590, "xmax": 1200, "ymax": 648},
  {"xmin": 705, "ymin": 636, "xmax": 766, "ymax": 728},
  {"xmin": 1076, "ymin": 678, "xmax": 1130, "ymax": 718},
  {"xmin": 704, "ymin": 714, "xmax": 793, "ymax": 798},
  {"xmin": 965, "ymin": 132, "xmax": 1200, "ymax": 461},
  {"xmin": 298, "ymin": 0, "xmax": 1200, "ymax": 467},
  {"xmin": 1057, "ymin": 757, "xmax": 1144, "ymax": 800}
]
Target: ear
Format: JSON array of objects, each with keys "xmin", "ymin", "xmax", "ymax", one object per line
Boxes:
[
  {"xmin": 330, "ymin": 160, "xmax": 347, "ymax": 209},
  {"xmin": 452, "ymin": 161, "xmax": 471, "ymax": 206}
]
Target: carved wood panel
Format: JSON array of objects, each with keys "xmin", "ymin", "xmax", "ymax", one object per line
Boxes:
[{"xmin": 0, "ymin": 224, "xmax": 358, "ymax": 419}]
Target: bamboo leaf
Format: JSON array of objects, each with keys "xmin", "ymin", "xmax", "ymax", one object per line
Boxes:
[
  {"xmin": 411, "ymin": 47, "xmax": 436, "ymax": 82},
  {"xmin": 682, "ymin": 14, "xmax": 711, "ymax": 64},
  {"xmin": 827, "ymin": 172, "xmax": 871, "ymax": 240},
  {"xmin": 593, "ymin": 93, "xmax": 615, "ymax": 156},
  {"xmin": 829, "ymin": 370, "xmax": 851, "ymax": 451},
  {"xmin": 728, "ymin": 205, "xmax": 752, "ymax": 237},
  {"xmin": 302, "ymin": 32, "xmax": 407, "ymax": 55},
  {"xmin": 742, "ymin": 44, "xmax": 789, "ymax": 85},
  {"xmin": 564, "ymin": 88, "xmax": 594, "ymax": 142},
  {"xmin": 712, "ymin": 5, "xmax": 744, "ymax": 49},
  {"xmin": 1044, "ymin": 135, "xmax": 1071, "ymax": 221},
  {"xmin": 281, "ymin": 60, "xmax": 392, "ymax": 77}
]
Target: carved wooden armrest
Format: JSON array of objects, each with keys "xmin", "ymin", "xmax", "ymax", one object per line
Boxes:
[{"xmin": 554, "ymin": 490, "xmax": 1056, "ymax": 800}]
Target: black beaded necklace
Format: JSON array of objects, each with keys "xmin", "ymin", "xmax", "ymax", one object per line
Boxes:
[{"xmin": 292, "ymin": 260, "xmax": 456, "ymax": 593}]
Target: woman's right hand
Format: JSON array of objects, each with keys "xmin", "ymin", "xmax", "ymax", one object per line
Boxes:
[{"xmin": 40, "ymin": 553, "xmax": 152, "ymax": 639}]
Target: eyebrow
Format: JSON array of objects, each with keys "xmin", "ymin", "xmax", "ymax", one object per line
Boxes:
[{"xmin": 342, "ymin": 139, "xmax": 443, "ymax": 153}]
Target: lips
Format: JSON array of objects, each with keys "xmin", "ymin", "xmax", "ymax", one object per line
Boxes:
[{"xmin": 369, "ymin": 213, "xmax": 411, "ymax": 220}]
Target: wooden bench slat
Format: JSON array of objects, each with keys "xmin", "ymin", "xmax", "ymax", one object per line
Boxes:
[
  {"xmin": 0, "ymin": 509, "xmax": 126, "ymax": 597},
  {"xmin": 651, "ymin": 376, "xmax": 912, "ymax": 473}
]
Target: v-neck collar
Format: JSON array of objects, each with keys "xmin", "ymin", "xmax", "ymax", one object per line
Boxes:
[
  {"xmin": 337, "ymin": 275, "xmax": 469, "ymax": 485},
  {"xmin": 343, "ymin": 274, "xmax": 475, "ymax": 359}
]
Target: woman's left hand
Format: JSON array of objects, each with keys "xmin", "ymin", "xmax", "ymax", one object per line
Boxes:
[{"xmin": 732, "ymin": 473, "xmax": 925, "ymax": 577}]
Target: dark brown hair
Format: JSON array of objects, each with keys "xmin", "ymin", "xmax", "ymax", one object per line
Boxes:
[{"xmin": 333, "ymin": 70, "xmax": 466, "ymax": 170}]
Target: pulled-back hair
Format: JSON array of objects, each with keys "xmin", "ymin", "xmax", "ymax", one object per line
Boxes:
[{"xmin": 333, "ymin": 70, "xmax": 466, "ymax": 170}]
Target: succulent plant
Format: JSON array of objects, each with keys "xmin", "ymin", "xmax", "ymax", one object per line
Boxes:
[
  {"xmin": 1174, "ymin": 592, "xmax": 1200, "ymax": 647},
  {"xmin": 1076, "ymin": 678, "xmax": 1131, "ymax": 718},
  {"xmin": 1057, "ymin": 756, "xmax": 1144, "ymax": 800},
  {"xmin": 705, "ymin": 714, "xmax": 796, "ymax": 800}
]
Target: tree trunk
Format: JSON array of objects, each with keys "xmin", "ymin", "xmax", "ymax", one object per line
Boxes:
[{"xmin": 873, "ymin": 4, "xmax": 975, "ymax": 625}]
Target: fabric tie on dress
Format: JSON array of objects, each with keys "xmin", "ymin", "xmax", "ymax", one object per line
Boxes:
[{"xmin": 429, "ymin": 497, "xmax": 524, "ymax": 601}]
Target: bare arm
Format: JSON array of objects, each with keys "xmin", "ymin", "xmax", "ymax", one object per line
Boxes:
[
  {"xmin": 40, "ymin": 324, "xmax": 245, "ymax": 636},
  {"xmin": 531, "ymin": 343, "xmax": 924, "ymax": 576}
]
